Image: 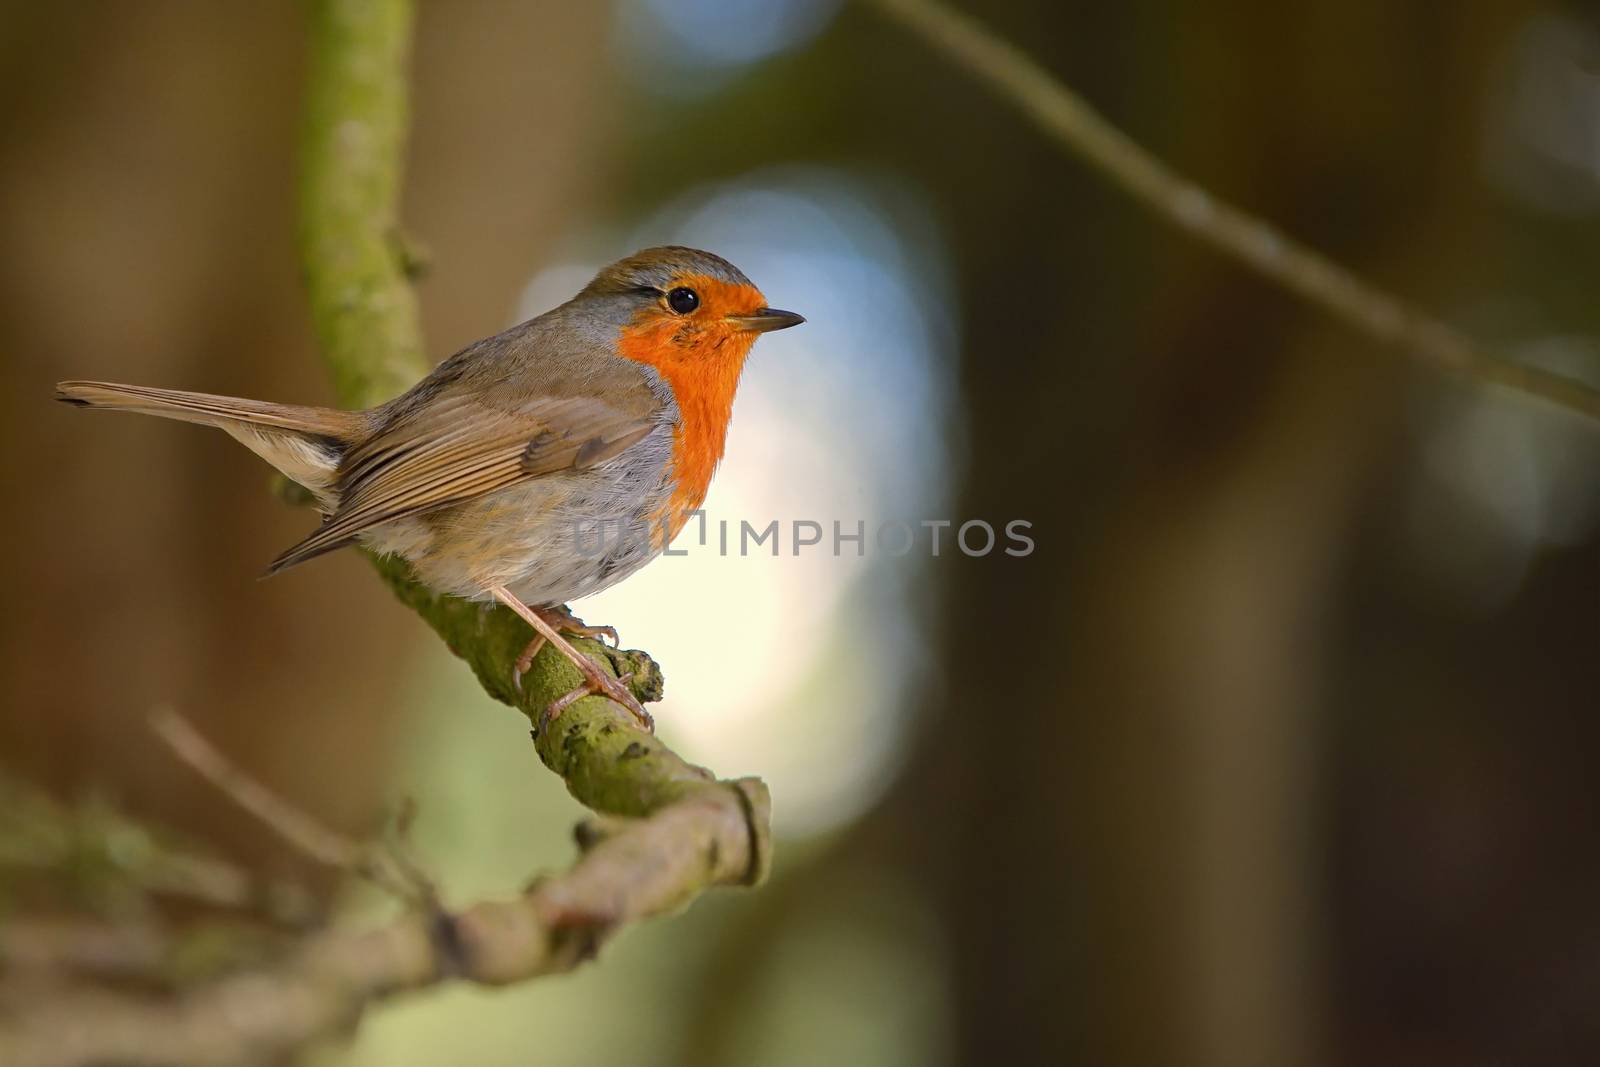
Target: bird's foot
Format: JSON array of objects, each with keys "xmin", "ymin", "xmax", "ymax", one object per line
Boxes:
[
  {"xmin": 512, "ymin": 605, "xmax": 620, "ymax": 692},
  {"xmin": 541, "ymin": 604, "xmax": 619, "ymax": 647},
  {"xmin": 544, "ymin": 657, "xmax": 654, "ymax": 735},
  {"xmin": 487, "ymin": 586, "xmax": 653, "ymax": 734}
]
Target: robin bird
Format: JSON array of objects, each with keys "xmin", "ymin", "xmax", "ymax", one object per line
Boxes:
[{"xmin": 56, "ymin": 246, "xmax": 804, "ymax": 732}]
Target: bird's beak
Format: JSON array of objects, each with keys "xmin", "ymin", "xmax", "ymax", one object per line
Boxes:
[{"xmin": 729, "ymin": 307, "xmax": 805, "ymax": 334}]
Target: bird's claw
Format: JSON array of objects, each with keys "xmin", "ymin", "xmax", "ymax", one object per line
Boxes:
[
  {"xmin": 543, "ymin": 668, "xmax": 654, "ymax": 734},
  {"xmin": 511, "ymin": 633, "xmax": 548, "ymax": 693}
]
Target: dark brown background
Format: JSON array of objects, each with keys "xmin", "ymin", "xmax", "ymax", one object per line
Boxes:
[{"xmin": 3, "ymin": 3, "xmax": 1598, "ymax": 1065}]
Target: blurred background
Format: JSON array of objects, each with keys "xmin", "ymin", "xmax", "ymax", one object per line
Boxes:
[{"xmin": 4, "ymin": 1, "xmax": 1600, "ymax": 1064}]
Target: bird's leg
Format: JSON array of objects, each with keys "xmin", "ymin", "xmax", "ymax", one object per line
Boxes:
[
  {"xmin": 509, "ymin": 605, "xmax": 621, "ymax": 691},
  {"xmin": 488, "ymin": 585, "xmax": 653, "ymax": 733}
]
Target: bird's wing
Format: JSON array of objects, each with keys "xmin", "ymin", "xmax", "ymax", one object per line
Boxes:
[{"xmin": 265, "ymin": 387, "xmax": 660, "ymax": 576}]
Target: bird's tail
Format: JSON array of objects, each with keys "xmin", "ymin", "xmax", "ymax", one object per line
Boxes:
[{"xmin": 55, "ymin": 380, "xmax": 370, "ymax": 506}]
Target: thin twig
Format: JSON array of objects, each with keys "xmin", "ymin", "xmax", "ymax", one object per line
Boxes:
[
  {"xmin": 864, "ymin": 0, "xmax": 1600, "ymax": 421},
  {"xmin": 149, "ymin": 709, "xmax": 359, "ymax": 871},
  {"xmin": 148, "ymin": 708, "xmax": 424, "ymax": 903}
]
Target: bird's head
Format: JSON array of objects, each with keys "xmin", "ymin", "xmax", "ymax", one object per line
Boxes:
[{"xmin": 581, "ymin": 246, "xmax": 803, "ymax": 378}]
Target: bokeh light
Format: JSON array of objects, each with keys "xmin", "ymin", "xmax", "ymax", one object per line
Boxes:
[
  {"xmin": 1401, "ymin": 336, "xmax": 1600, "ymax": 610},
  {"xmin": 1483, "ymin": 12, "xmax": 1600, "ymax": 216},
  {"xmin": 615, "ymin": 0, "xmax": 844, "ymax": 96}
]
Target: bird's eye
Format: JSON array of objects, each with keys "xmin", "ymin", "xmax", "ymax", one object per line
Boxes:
[{"xmin": 666, "ymin": 287, "xmax": 700, "ymax": 314}]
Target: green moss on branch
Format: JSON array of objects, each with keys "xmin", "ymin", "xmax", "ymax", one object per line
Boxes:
[{"xmin": 298, "ymin": 0, "xmax": 426, "ymax": 409}]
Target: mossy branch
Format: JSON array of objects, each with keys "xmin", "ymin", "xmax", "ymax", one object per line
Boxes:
[
  {"xmin": 296, "ymin": 0, "xmax": 771, "ymax": 840},
  {"xmin": 298, "ymin": 0, "xmax": 425, "ymax": 407},
  {"xmin": 368, "ymin": 553, "xmax": 770, "ymax": 857},
  {"xmin": 865, "ymin": 0, "xmax": 1600, "ymax": 422},
  {"xmin": 298, "ymin": 0, "xmax": 772, "ymax": 966}
]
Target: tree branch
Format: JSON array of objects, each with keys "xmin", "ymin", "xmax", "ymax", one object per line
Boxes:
[
  {"xmin": 0, "ymin": 781, "xmax": 766, "ymax": 1067},
  {"xmin": 296, "ymin": 0, "xmax": 772, "ymax": 954},
  {"xmin": 298, "ymin": 0, "xmax": 425, "ymax": 408},
  {"xmin": 0, "ymin": 704, "xmax": 769, "ymax": 1066},
  {"xmin": 864, "ymin": 0, "xmax": 1600, "ymax": 421},
  {"xmin": 295, "ymin": 0, "xmax": 770, "ymax": 831}
]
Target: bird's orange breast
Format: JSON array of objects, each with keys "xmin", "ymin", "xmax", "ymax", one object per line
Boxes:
[{"xmin": 616, "ymin": 310, "xmax": 758, "ymax": 544}]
